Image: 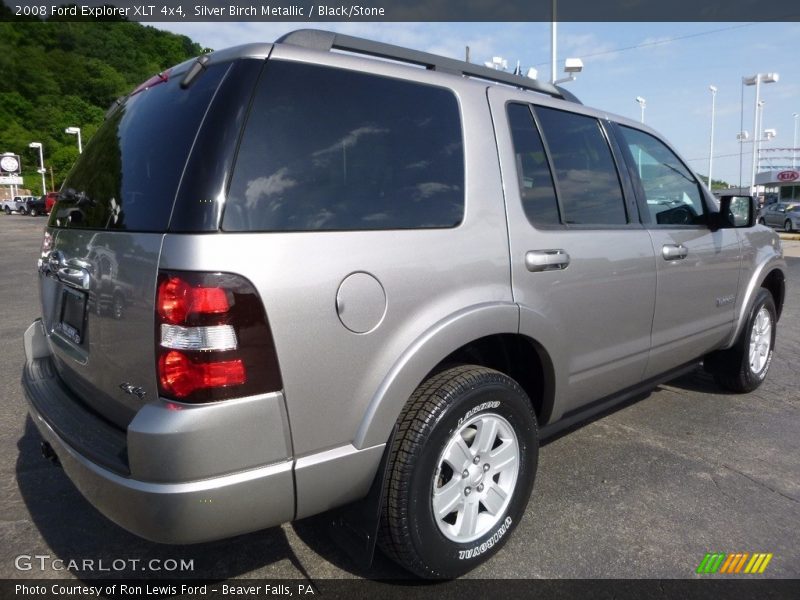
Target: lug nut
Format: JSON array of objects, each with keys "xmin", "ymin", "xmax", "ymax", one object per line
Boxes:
[
  {"xmin": 473, "ymin": 456, "xmax": 481, "ymax": 464},
  {"xmin": 477, "ymin": 483, "xmax": 484, "ymax": 492},
  {"xmin": 464, "ymin": 487, "xmax": 472, "ymax": 496},
  {"xmin": 462, "ymin": 469, "xmax": 469, "ymax": 479},
  {"xmin": 483, "ymin": 463, "xmax": 490, "ymax": 471}
]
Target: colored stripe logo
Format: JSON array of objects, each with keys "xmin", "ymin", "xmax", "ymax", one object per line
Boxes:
[{"xmin": 696, "ymin": 552, "xmax": 773, "ymax": 574}]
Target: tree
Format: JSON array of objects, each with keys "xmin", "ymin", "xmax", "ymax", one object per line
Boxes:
[{"xmin": 0, "ymin": 18, "xmax": 204, "ymax": 191}]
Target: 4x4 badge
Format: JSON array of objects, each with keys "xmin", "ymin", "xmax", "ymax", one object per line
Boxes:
[
  {"xmin": 716, "ymin": 294, "xmax": 735, "ymax": 307},
  {"xmin": 119, "ymin": 383, "xmax": 146, "ymax": 399}
]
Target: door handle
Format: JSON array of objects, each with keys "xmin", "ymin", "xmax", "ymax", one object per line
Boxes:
[
  {"xmin": 525, "ymin": 249, "xmax": 570, "ymax": 272},
  {"xmin": 661, "ymin": 244, "xmax": 689, "ymax": 261},
  {"xmin": 57, "ymin": 265, "xmax": 91, "ymax": 290}
]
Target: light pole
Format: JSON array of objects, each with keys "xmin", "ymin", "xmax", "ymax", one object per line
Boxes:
[
  {"xmin": 793, "ymin": 112, "xmax": 798, "ymax": 169},
  {"xmin": 762, "ymin": 128, "xmax": 777, "ymax": 172},
  {"xmin": 743, "ymin": 72, "xmax": 779, "ymax": 194},
  {"xmin": 737, "ymin": 130, "xmax": 749, "ymax": 189},
  {"xmin": 65, "ymin": 126, "xmax": 82, "ymax": 154},
  {"xmin": 551, "ymin": 0, "xmax": 557, "ymax": 84},
  {"xmin": 756, "ymin": 100, "xmax": 765, "ymax": 175},
  {"xmin": 708, "ymin": 85, "xmax": 717, "ymax": 189},
  {"xmin": 636, "ymin": 96, "xmax": 646, "ymax": 123},
  {"xmin": 28, "ymin": 142, "xmax": 46, "ymax": 195}
]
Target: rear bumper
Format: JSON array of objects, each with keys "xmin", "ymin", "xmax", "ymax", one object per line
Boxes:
[{"xmin": 22, "ymin": 320, "xmax": 295, "ymax": 544}]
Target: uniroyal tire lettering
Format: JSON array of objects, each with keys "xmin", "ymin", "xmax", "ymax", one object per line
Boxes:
[
  {"xmin": 458, "ymin": 516, "xmax": 513, "ymax": 559},
  {"xmin": 458, "ymin": 401, "xmax": 500, "ymax": 426},
  {"xmin": 758, "ymin": 350, "xmax": 773, "ymax": 379}
]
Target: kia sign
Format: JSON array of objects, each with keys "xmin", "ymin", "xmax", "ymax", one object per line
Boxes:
[{"xmin": 776, "ymin": 170, "xmax": 799, "ymax": 182}]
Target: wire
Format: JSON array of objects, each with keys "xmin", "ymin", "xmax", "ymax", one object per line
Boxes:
[
  {"xmin": 536, "ymin": 22, "xmax": 763, "ymax": 67},
  {"xmin": 686, "ymin": 152, "xmax": 748, "ymax": 162}
]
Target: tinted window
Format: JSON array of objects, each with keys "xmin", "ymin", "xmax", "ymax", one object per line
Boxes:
[
  {"xmin": 780, "ymin": 186, "xmax": 799, "ymax": 200},
  {"xmin": 223, "ymin": 61, "xmax": 464, "ymax": 232},
  {"xmin": 535, "ymin": 107, "xmax": 627, "ymax": 225},
  {"xmin": 507, "ymin": 103, "xmax": 560, "ymax": 226},
  {"xmin": 49, "ymin": 63, "xmax": 228, "ymax": 231},
  {"xmin": 619, "ymin": 126, "xmax": 705, "ymax": 226}
]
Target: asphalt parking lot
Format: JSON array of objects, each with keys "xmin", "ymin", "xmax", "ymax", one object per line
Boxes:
[{"xmin": 0, "ymin": 214, "xmax": 798, "ymax": 583}]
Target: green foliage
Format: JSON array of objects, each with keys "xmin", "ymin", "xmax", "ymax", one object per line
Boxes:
[
  {"xmin": 697, "ymin": 174, "xmax": 731, "ymax": 190},
  {"xmin": 0, "ymin": 18, "xmax": 203, "ymax": 193}
]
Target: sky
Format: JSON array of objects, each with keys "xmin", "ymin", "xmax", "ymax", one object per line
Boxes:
[{"xmin": 152, "ymin": 21, "xmax": 800, "ymax": 188}]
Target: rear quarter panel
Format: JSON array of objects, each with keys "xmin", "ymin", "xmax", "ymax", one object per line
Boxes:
[{"xmin": 160, "ymin": 49, "xmax": 513, "ymax": 458}]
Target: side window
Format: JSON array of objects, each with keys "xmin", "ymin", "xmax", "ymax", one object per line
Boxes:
[
  {"xmin": 223, "ymin": 61, "xmax": 464, "ymax": 232},
  {"xmin": 534, "ymin": 107, "xmax": 627, "ymax": 225},
  {"xmin": 618, "ymin": 125, "xmax": 706, "ymax": 226},
  {"xmin": 506, "ymin": 103, "xmax": 560, "ymax": 226}
]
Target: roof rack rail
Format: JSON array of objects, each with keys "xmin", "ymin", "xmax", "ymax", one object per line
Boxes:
[{"xmin": 275, "ymin": 29, "xmax": 582, "ymax": 105}]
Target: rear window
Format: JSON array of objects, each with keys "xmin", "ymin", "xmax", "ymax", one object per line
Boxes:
[
  {"xmin": 48, "ymin": 63, "xmax": 228, "ymax": 231},
  {"xmin": 534, "ymin": 107, "xmax": 627, "ymax": 226},
  {"xmin": 222, "ymin": 61, "xmax": 464, "ymax": 232}
]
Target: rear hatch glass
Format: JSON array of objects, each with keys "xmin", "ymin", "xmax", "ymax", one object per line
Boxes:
[
  {"xmin": 49, "ymin": 63, "xmax": 228, "ymax": 232},
  {"xmin": 40, "ymin": 61, "xmax": 230, "ymax": 429}
]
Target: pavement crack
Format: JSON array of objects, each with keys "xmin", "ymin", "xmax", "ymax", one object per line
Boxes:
[
  {"xmin": 709, "ymin": 473, "xmax": 726, "ymax": 497},
  {"xmin": 722, "ymin": 463, "xmax": 800, "ymax": 506}
]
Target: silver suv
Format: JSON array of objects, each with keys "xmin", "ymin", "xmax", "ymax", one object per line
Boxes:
[{"xmin": 22, "ymin": 30, "xmax": 786, "ymax": 578}]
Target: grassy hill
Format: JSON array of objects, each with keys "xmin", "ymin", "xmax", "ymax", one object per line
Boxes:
[{"xmin": 0, "ymin": 9, "xmax": 205, "ymax": 194}]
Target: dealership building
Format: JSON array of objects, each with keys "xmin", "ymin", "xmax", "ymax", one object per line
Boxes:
[{"xmin": 755, "ymin": 169, "xmax": 800, "ymax": 201}]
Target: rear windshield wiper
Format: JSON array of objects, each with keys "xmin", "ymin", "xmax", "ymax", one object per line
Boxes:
[{"xmin": 180, "ymin": 55, "xmax": 211, "ymax": 89}]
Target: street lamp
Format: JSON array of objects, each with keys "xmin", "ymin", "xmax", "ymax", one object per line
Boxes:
[
  {"xmin": 483, "ymin": 56, "xmax": 508, "ymax": 71},
  {"xmin": 554, "ymin": 57, "xmax": 584, "ymax": 85},
  {"xmin": 793, "ymin": 112, "xmax": 798, "ymax": 169},
  {"xmin": 708, "ymin": 85, "xmax": 717, "ymax": 188},
  {"xmin": 65, "ymin": 126, "xmax": 82, "ymax": 154},
  {"xmin": 28, "ymin": 142, "xmax": 46, "ymax": 195},
  {"xmin": 635, "ymin": 96, "xmax": 646, "ymax": 123},
  {"xmin": 743, "ymin": 72, "xmax": 779, "ymax": 194}
]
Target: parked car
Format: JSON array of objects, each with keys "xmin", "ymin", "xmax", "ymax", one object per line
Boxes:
[
  {"xmin": 44, "ymin": 191, "xmax": 59, "ymax": 214},
  {"xmin": 759, "ymin": 201, "xmax": 800, "ymax": 232},
  {"xmin": 1, "ymin": 195, "xmax": 35, "ymax": 214},
  {"xmin": 24, "ymin": 196, "xmax": 48, "ymax": 217},
  {"xmin": 21, "ymin": 30, "xmax": 786, "ymax": 579}
]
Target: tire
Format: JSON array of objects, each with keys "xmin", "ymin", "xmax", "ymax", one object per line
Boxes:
[
  {"xmin": 378, "ymin": 365, "xmax": 538, "ymax": 578},
  {"xmin": 706, "ymin": 288, "xmax": 776, "ymax": 393},
  {"xmin": 784, "ymin": 220, "xmax": 793, "ymax": 233},
  {"xmin": 758, "ymin": 218, "xmax": 765, "ymax": 225},
  {"xmin": 18, "ymin": 206, "xmax": 26, "ymax": 215},
  {"xmin": 3, "ymin": 206, "xmax": 10, "ymax": 215},
  {"xmin": 29, "ymin": 208, "xmax": 38, "ymax": 217}
]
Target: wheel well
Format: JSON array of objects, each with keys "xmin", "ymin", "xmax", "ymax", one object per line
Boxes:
[
  {"xmin": 434, "ymin": 334, "xmax": 556, "ymax": 425},
  {"xmin": 762, "ymin": 269, "xmax": 785, "ymax": 320}
]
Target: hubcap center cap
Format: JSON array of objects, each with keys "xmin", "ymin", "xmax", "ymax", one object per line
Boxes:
[{"xmin": 468, "ymin": 464, "xmax": 485, "ymax": 486}]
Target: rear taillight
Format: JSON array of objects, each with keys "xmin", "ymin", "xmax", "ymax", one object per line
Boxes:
[{"xmin": 155, "ymin": 271, "xmax": 282, "ymax": 403}]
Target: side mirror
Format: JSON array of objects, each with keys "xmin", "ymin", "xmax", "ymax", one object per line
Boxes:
[{"xmin": 715, "ymin": 195, "xmax": 756, "ymax": 229}]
